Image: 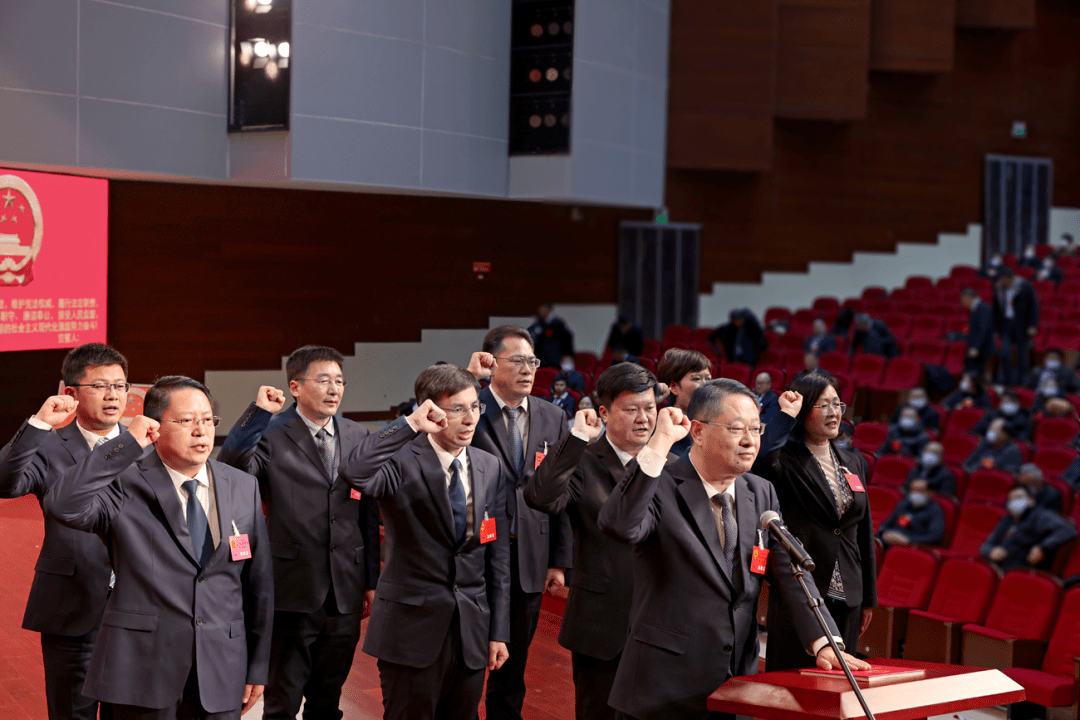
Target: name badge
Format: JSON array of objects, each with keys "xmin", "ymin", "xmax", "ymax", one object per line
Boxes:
[
  {"xmin": 844, "ymin": 472, "xmax": 865, "ymax": 492},
  {"xmin": 534, "ymin": 452, "xmax": 546, "ymax": 470},
  {"xmin": 350, "ymin": 489, "xmax": 362, "ymax": 500},
  {"xmin": 751, "ymin": 529, "xmax": 768, "ymax": 574},
  {"xmin": 480, "ymin": 515, "xmax": 497, "ymax": 544},
  {"xmin": 229, "ymin": 521, "xmax": 251, "ymax": 561}
]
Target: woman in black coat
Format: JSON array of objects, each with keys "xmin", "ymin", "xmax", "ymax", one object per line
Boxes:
[{"xmin": 752, "ymin": 372, "xmax": 877, "ymax": 671}]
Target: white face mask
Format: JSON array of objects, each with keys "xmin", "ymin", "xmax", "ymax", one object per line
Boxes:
[
  {"xmin": 1007, "ymin": 498, "xmax": 1030, "ymax": 516},
  {"xmin": 1000, "ymin": 402, "xmax": 1020, "ymax": 416},
  {"xmin": 898, "ymin": 417, "xmax": 919, "ymax": 431},
  {"xmin": 908, "ymin": 492, "xmax": 928, "ymax": 508},
  {"xmin": 909, "ymin": 396, "xmax": 927, "ymax": 409},
  {"xmin": 1045, "ymin": 358, "xmax": 1062, "ymax": 370},
  {"xmin": 560, "ymin": 362, "xmax": 574, "ymax": 372},
  {"xmin": 985, "ymin": 430, "xmax": 999, "ymax": 444},
  {"xmin": 960, "ymin": 382, "xmax": 974, "ymax": 394},
  {"xmin": 920, "ymin": 452, "xmax": 940, "ymax": 467}
]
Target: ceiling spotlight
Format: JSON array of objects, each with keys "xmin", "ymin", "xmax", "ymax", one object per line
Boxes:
[
  {"xmin": 255, "ymin": 0, "xmax": 272, "ymax": 12},
  {"xmin": 277, "ymin": 41, "xmax": 290, "ymax": 59},
  {"xmin": 253, "ymin": 40, "xmax": 271, "ymax": 57}
]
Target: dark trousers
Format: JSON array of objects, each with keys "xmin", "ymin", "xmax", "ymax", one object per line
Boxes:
[
  {"xmin": 485, "ymin": 542, "xmax": 544, "ymax": 720},
  {"xmin": 112, "ymin": 664, "xmax": 238, "ymax": 720},
  {"xmin": 41, "ymin": 628, "xmax": 112, "ymax": 720},
  {"xmin": 262, "ymin": 590, "xmax": 363, "ymax": 720},
  {"xmin": 377, "ymin": 610, "xmax": 484, "ymax": 720},
  {"xmin": 765, "ymin": 593, "xmax": 862, "ymax": 672},
  {"xmin": 571, "ymin": 651, "xmax": 622, "ymax": 720},
  {"xmin": 999, "ymin": 325, "xmax": 1030, "ymax": 386}
]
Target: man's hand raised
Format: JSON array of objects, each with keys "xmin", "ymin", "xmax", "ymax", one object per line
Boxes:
[
  {"xmin": 34, "ymin": 395, "xmax": 78, "ymax": 428},
  {"xmin": 255, "ymin": 386, "xmax": 285, "ymax": 413},
  {"xmin": 778, "ymin": 390, "xmax": 803, "ymax": 418},
  {"xmin": 646, "ymin": 407, "xmax": 691, "ymax": 457},
  {"xmin": 408, "ymin": 400, "xmax": 448, "ymax": 434},
  {"xmin": 127, "ymin": 415, "xmax": 161, "ymax": 449},
  {"xmin": 467, "ymin": 352, "xmax": 498, "ymax": 380},
  {"xmin": 573, "ymin": 408, "xmax": 603, "ymax": 440}
]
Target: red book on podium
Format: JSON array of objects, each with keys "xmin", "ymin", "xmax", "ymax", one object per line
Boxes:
[{"xmin": 798, "ymin": 665, "xmax": 926, "ymax": 686}]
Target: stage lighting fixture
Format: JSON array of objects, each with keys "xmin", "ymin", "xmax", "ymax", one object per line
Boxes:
[
  {"xmin": 509, "ymin": 0, "xmax": 573, "ymax": 155},
  {"xmin": 230, "ymin": 0, "xmax": 290, "ymax": 130}
]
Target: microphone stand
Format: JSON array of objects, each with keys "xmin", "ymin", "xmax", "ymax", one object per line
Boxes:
[{"xmin": 789, "ymin": 561, "xmax": 876, "ymax": 720}]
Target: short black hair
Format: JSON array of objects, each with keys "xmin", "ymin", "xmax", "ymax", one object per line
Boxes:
[
  {"xmin": 656, "ymin": 348, "xmax": 710, "ymax": 386},
  {"xmin": 286, "ymin": 345, "xmax": 345, "ymax": 382},
  {"xmin": 143, "ymin": 376, "xmax": 212, "ymax": 420},
  {"xmin": 787, "ymin": 372, "xmax": 842, "ymax": 433},
  {"xmin": 482, "ymin": 325, "xmax": 533, "ymax": 355},
  {"xmin": 687, "ymin": 378, "xmax": 757, "ymax": 422},
  {"xmin": 594, "ymin": 363, "xmax": 659, "ymax": 409},
  {"xmin": 960, "ymin": 287, "xmax": 979, "ymax": 300},
  {"xmin": 414, "ymin": 365, "xmax": 481, "ymax": 406},
  {"xmin": 62, "ymin": 343, "xmax": 129, "ymax": 386}
]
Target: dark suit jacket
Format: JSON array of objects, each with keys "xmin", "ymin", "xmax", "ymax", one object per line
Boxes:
[
  {"xmin": 879, "ymin": 499, "xmax": 945, "ymax": 546},
  {"xmin": 598, "ymin": 459, "xmax": 837, "ymax": 720},
  {"xmin": 993, "ymin": 279, "xmax": 1039, "ymax": 338},
  {"xmin": 523, "ymin": 434, "xmax": 634, "ymax": 661},
  {"xmin": 981, "ymin": 506, "xmax": 1077, "ymax": 571},
  {"xmin": 550, "ymin": 393, "xmax": 575, "ymax": 420},
  {"xmin": 473, "ymin": 387, "xmax": 573, "ymax": 592},
  {"xmin": 962, "ymin": 440, "xmax": 1023, "ymax": 474},
  {"xmin": 0, "ymin": 420, "xmax": 119, "ymax": 636},
  {"xmin": 348, "ymin": 435, "xmax": 510, "ymax": 671},
  {"xmin": 967, "ymin": 301, "xmax": 995, "ymax": 358},
  {"xmin": 754, "ymin": 413, "xmax": 878, "ymax": 610},
  {"xmin": 971, "ymin": 408, "xmax": 1032, "ymax": 442},
  {"xmin": 904, "ymin": 463, "xmax": 956, "ymax": 496},
  {"xmin": 218, "ymin": 404, "xmax": 414, "ymax": 614},
  {"xmin": 43, "ymin": 438, "xmax": 274, "ymax": 713},
  {"xmin": 758, "ymin": 390, "xmax": 780, "ymax": 425}
]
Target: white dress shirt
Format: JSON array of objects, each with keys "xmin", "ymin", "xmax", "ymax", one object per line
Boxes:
[
  {"xmin": 428, "ymin": 435, "xmax": 474, "ymax": 538},
  {"xmin": 490, "ymin": 388, "xmax": 531, "ymax": 452},
  {"xmin": 163, "ymin": 462, "xmax": 221, "ymax": 549}
]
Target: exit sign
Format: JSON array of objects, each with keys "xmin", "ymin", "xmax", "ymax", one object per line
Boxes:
[{"xmin": 472, "ymin": 261, "xmax": 491, "ymax": 273}]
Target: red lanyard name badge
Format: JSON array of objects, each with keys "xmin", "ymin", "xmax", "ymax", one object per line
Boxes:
[
  {"xmin": 229, "ymin": 520, "xmax": 251, "ymax": 561},
  {"xmin": 751, "ymin": 529, "xmax": 769, "ymax": 574},
  {"xmin": 480, "ymin": 510, "xmax": 497, "ymax": 544}
]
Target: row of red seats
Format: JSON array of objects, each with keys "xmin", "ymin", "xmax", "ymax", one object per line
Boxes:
[
  {"xmin": 866, "ymin": 550, "xmax": 1079, "ymax": 715},
  {"xmin": 853, "ymin": 415, "xmax": 1080, "ymax": 452}
]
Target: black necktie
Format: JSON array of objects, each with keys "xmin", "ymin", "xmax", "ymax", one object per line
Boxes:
[
  {"xmin": 715, "ymin": 494, "xmax": 742, "ymax": 598},
  {"xmin": 449, "ymin": 459, "xmax": 467, "ymax": 546},
  {"xmin": 182, "ymin": 479, "xmax": 214, "ymax": 567},
  {"xmin": 315, "ymin": 428, "xmax": 335, "ymax": 481}
]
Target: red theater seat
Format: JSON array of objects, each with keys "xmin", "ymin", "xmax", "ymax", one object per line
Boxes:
[
  {"xmin": 641, "ymin": 338, "xmax": 661, "ymax": 358},
  {"xmin": 936, "ymin": 494, "xmax": 960, "ymax": 547},
  {"xmin": 903, "ymin": 558, "xmax": 999, "ymax": 663},
  {"xmin": 871, "ymin": 455, "xmax": 915, "ymax": 490},
  {"xmin": 853, "ymin": 421, "xmax": 889, "ymax": 453},
  {"xmin": 905, "ymin": 275, "xmax": 933, "ymax": 291},
  {"xmin": 535, "ymin": 367, "xmax": 559, "ymax": 388},
  {"xmin": 908, "ymin": 315, "xmax": 945, "ymax": 341},
  {"xmin": 755, "ymin": 366, "xmax": 785, "ymax": 389},
  {"xmin": 860, "ymin": 547, "xmax": 940, "ymax": 658},
  {"xmin": 574, "ymin": 352, "xmax": 598, "ymax": 374},
  {"xmin": 862, "ymin": 286, "xmax": 888, "ymax": 300},
  {"xmin": 1034, "ymin": 447, "xmax": 1080, "ymax": 478},
  {"xmin": 636, "ymin": 357, "xmax": 656, "ymax": 373},
  {"xmin": 961, "ymin": 570, "xmax": 1063, "ymax": 670},
  {"xmin": 963, "ymin": 470, "xmax": 1014, "ymax": 505},
  {"xmin": 941, "ymin": 434, "xmax": 980, "ymax": 465},
  {"xmin": 812, "ymin": 296, "xmax": 839, "ymax": 312},
  {"xmin": 950, "ymin": 265, "xmax": 978, "ymax": 280},
  {"xmin": 764, "ymin": 307, "xmax": 792, "ymax": 326},
  {"xmin": 1033, "ymin": 418, "xmax": 1080, "ymax": 447},
  {"xmin": 906, "ymin": 339, "xmax": 945, "ymax": 365},
  {"xmin": 944, "ymin": 407, "xmax": 986, "ymax": 437},
  {"xmin": 850, "ymin": 353, "xmax": 886, "ymax": 388},
  {"xmin": 943, "ymin": 341, "xmax": 968, "ymax": 375},
  {"xmin": 1003, "ymin": 588, "xmax": 1080, "ymax": 715},
  {"xmin": 869, "ymin": 486, "xmax": 902, "ymax": 531},
  {"xmin": 662, "ymin": 324, "xmax": 691, "ymax": 345},
  {"xmin": 817, "ymin": 350, "xmax": 849, "ymax": 375},
  {"xmin": 719, "ymin": 362, "xmax": 751, "ymax": 385},
  {"xmin": 1041, "ymin": 323, "xmax": 1080, "ymax": 352},
  {"xmin": 940, "ymin": 502, "xmax": 1006, "ymax": 559},
  {"xmin": 876, "ymin": 357, "xmax": 923, "ymax": 391}
]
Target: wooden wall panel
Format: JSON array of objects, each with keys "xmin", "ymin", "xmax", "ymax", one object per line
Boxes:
[
  {"xmin": 957, "ymin": 0, "xmax": 1036, "ymax": 28},
  {"xmin": 667, "ymin": 0, "xmax": 777, "ymax": 171},
  {"xmin": 871, "ymin": 0, "xmax": 957, "ymax": 72},
  {"xmin": 775, "ymin": 0, "xmax": 872, "ymax": 120},
  {"xmin": 669, "ymin": 0, "xmax": 1080, "ymax": 286}
]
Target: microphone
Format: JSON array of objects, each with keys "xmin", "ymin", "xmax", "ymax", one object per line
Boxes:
[{"xmin": 760, "ymin": 511, "xmax": 815, "ymax": 571}]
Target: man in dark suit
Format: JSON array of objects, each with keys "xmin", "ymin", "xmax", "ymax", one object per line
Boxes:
[
  {"xmin": 598, "ymin": 381, "xmax": 867, "ymax": 720},
  {"xmin": 344, "ymin": 364, "xmax": 510, "ymax": 720},
  {"xmin": 217, "ymin": 345, "xmax": 441, "ymax": 720},
  {"xmin": 992, "ymin": 268, "xmax": 1040, "ymax": 385},
  {"xmin": 904, "ymin": 442, "xmax": 956, "ymax": 496},
  {"xmin": 981, "ymin": 485, "xmax": 1076, "ymax": 572},
  {"xmin": 466, "ymin": 325, "xmax": 573, "ymax": 720},
  {"xmin": 44, "ymin": 376, "xmax": 275, "ymax": 719},
  {"xmin": 879, "ymin": 480, "xmax": 946, "ymax": 549},
  {"xmin": 549, "ymin": 375, "xmax": 576, "ymax": 420},
  {"xmin": 524, "ymin": 363, "xmax": 660, "ymax": 720},
  {"xmin": 971, "ymin": 390, "xmax": 1032, "ymax": 442},
  {"xmin": 528, "ymin": 302, "xmax": 575, "ymax": 368},
  {"xmin": 960, "ymin": 287, "xmax": 994, "ymax": 377},
  {"xmin": 0, "ymin": 343, "xmax": 130, "ymax": 720},
  {"xmin": 1025, "ymin": 347, "xmax": 1080, "ymax": 395},
  {"xmin": 606, "ymin": 313, "xmax": 645, "ymax": 358},
  {"xmin": 962, "ymin": 418, "xmax": 1024, "ymax": 474}
]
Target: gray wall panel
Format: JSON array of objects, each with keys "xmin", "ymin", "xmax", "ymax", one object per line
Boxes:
[
  {"xmin": 422, "ymin": 47, "xmax": 507, "ymax": 139},
  {"xmin": 573, "ymin": 140, "xmax": 632, "ymax": 203},
  {"xmin": 290, "ymin": 115, "xmax": 421, "ymax": 187},
  {"xmin": 0, "ymin": 0, "xmax": 78, "ymax": 95},
  {"xmin": 103, "ymin": 0, "xmax": 229, "ymax": 25},
  {"xmin": 422, "ymin": 131, "xmax": 507, "ymax": 196},
  {"xmin": 573, "ymin": 61, "xmax": 634, "ymax": 149},
  {"xmin": 424, "ymin": 0, "xmax": 510, "ymax": 61},
  {"xmin": 575, "ymin": 0, "xmax": 636, "ymax": 68},
  {"xmin": 294, "ymin": 0, "xmax": 424, "ymax": 43},
  {"xmin": 0, "ymin": 89, "xmax": 78, "ymax": 166}
]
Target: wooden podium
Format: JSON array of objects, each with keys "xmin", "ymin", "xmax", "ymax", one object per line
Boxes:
[{"xmin": 708, "ymin": 658, "xmax": 1025, "ymax": 720}]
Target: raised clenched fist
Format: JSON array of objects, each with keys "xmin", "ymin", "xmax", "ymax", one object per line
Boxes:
[
  {"xmin": 255, "ymin": 386, "xmax": 286, "ymax": 413},
  {"xmin": 467, "ymin": 352, "xmax": 498, "ymax": 380},
  {"xmin": 778, "ymin": 390, "xmax": 803, "ymax": 418},
  {"xmin": 127, "ymin": 415, "xmax": 161, "ymax": 448},
  {"xmin": 34, "ymin": 395, "xmax": 78, "ymax": 428},
  {"xmin": 573, "ymin": 408, "xmax": 603, "ymax": 440},
  {"xmin": 654, "ymin": 407, "xmax": 691, "ymax": 444},
  {"xmin": 409, "ymin": 399, "xmax": 449, "ymax": 434}
]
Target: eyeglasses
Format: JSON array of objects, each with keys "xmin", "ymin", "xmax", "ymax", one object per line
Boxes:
[
  {"xmin": 496, "ymin": 355, "xmax": 541, "ymax": 370},
  {"xmin": 811, "ymin": 401, "xmax": 847, "ymax": 414},
  {"xmin": 439, "ymin": 403, "xmax": 485, "ymax": 418},
  {"xmin": 301, "ymin": 377, "xmax": 348, "ymax": 388},
  {"xmin": 69, "ymin": 382, "xmax": 131, "ymax": 393},
  {"xmin": 168, "ymin": 417, "xmax": 220, "ymax": 429},
  {"xmin": 700, "ymin": 421, "xmax": 766, "ymax": 436}
]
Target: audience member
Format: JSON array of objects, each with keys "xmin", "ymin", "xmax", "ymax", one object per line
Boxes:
[
  {"xmin": 1036, "ymin": 255, "xmax": 1063, "ymax": 284},
  {"xmin": 992, "ymin": 268, "xmax": 1039, "ymax": 385},
  {"xmin": 833, "ymin": 420, "xmax": 854, "ymax": 452},
  {"xmin": 849, "ymin": 313, "xmax": 899, "ymax": 358},
  {"xmin": 605, "ymin": 313, "xmax": 644, "ymax": 358},
  {"xmin": 832, "ymin": 308, "xmax": 855, "ymax": 337},
  {"xmin": 609, "ymin": 343, "xmax": 638, "ymax": 366},
  {"xmin": 709, "ymin": 308, "xmax": 767, "ymax": 366},
  {"xmin": 598, "ymin": 383, "xmax": 866, "ymax": 718},
  {"xmin": 218, "ymin": 346, "xmax": 428, "ymax": 720},
  {"xmin": 558, "ymin": 355, "xmax": 587, "ymax": 392},
  {"xmin": 529, "ymin": 302, "xmax": 575, "ymax": 368},
  {"xmin": 466, "ymin": 326, "xmax": 573, "ymax": 720},
  {"xmin": 1026, "ymin": 347, "xmax": 1080, "ymax": 395},
  {"xmin": 978, "ymin": 252, "xmax": 1006, "ymax": 280},
  {"xmin": 1018, "ymin": 244, "xmax": 1041, "ymax": 270},
  {"xmin": 960, "ymin": 287, "xmax": 994, "ymax": 377},
  {"xmin": 1055, "ymin": 232, "xmax": 1077, "ymax": 257},
  {"xmin": 0, "ymin": 343, "xmax": 129, "ymax": 720},
  {"xmin": 44, "ymin": 376, "xmax": 275, "ymax": 718},
  {"xmin": 1016, "ymin": 464, "xmax": 1063, "ymax": 514},
  {"xmin": 803, "ymin": 351, "xmax": 821, "ymax": 374},
  {"xmin": 803, "ymin": 318, "xmax": 837, "ymax": 356},
  {"xmin": 980, "ymin": 486, "xmax": 1077, "ymax": 571},
  {"xmin": 754, "ymin": 371, "xmax": 781, "ymax": 425},
  {"xmin": 971, "ymin": 389, "xmax": 1032, "ymax": 442},
  {"xmin": 523, "ymin": 363, "xmax": 659, "ymax": 720},
  {"xmin": 890, "ymin": 387, "xmax": 940, "ymax": 432},
  {"xmin": 940, "ymin": 372, "xmax": 991, "ymax": 410},
  {"xmin": 962, "ymin": 418, "xmax": 1024, "ymax": 474},
  {"xmin": 656, "ymin": 348, "xmax": 712, "ymax": 459},
  {"xmin": 344, "ymin": 364, "xmax": 510, "ymax": 720},
  {"xmin": 904, "ymin": 442, "xmax": 957, "ymax": 496},
  {"xmin": 577, "ymin": 395, "xmax": 595, "ymax": 412},
  {"xmin": 877, "ymin": 407, "xmax": 931, "ymax": 458},
  {"xmin": 879, "ymin": 480, "xmax": 946, "ymax": 549},
  {"xmin": 1031, "ymin": 376, "xmax": 1069, "ymax": 417},
  {"xmin": 550, "ymin": 375, "xmax": 576, "ymax": 419}
]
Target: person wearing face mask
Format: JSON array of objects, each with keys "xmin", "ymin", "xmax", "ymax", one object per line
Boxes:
[
  {"xmin": 834, "ymin": 420, "xmax": 854, "ymax": 452},
  {"xmin": 803, "ymin": 318, "xmax": 837, "ymax": 356},
  {"xmin": 940, "ymin": 373, "xmax": 991, "ymax": 411},
  {"xmin": 1018, "ymin": 244, "xmax": 1042, "ymax": 270},
  {"xmin": 876, "ymin": 407, "xmax": 931, "ymax": 458},
  {"xmin": 1016, "ymin": 464, "xmax": 1063, "ymax": 513},
  {"xmin": 879, "ymin": 480, "xmax": 946, "ymax": 549},
  {"xmin": 978, "ymin": 252, "xmax": 1006, "ymax": 280},
  {"xmin": 970, "ymin": 390, "xmax": 1032, "ymax": 442},
  {"xmin": 962, "ymin": 418, "xmax": 1024, "ymax": 474},
  {"xmin": 1036, "ymin": 255, "xmax": 1063, "ymax": 284},
  {"xmin": 890, "ymin": 388, "xmax": 941, "ymax": 432},
  {"xmin": 1025, "ymin": 348, "xmax": 1080, "ymax": 395},
  {"xmin": 1031, "ymin": 378, "xmax": 1067, "ymax": 418},
  {"xmin": 558, "ymin": 355, "xmax": 588, "ymax": 393},
  {"xmin": 904, "ymin": 442, "xmax": 957, "ymax": 496},
  {"xmin": 980, "ymin": 486, "xmax": 1076, "ymax": 572}
]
